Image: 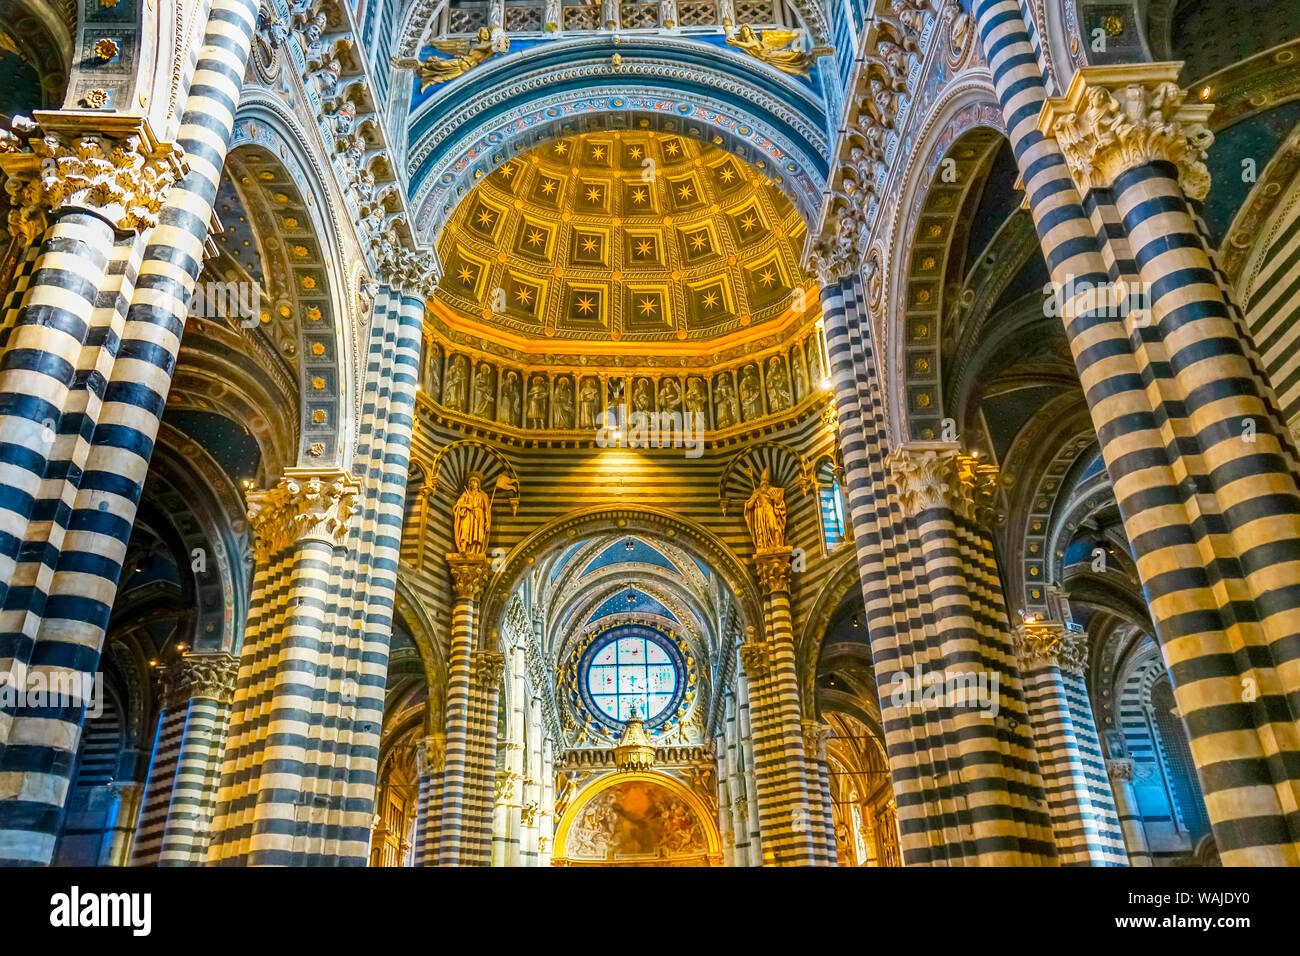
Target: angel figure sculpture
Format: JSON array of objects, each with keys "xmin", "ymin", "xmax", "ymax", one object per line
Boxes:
[
  {"xmin": 392, "ymin": 27, "xmax": 509, "ymax": 92},
  {"xmin": 725, "ymin": 24, "xmax": 832, "ymax": 77}
]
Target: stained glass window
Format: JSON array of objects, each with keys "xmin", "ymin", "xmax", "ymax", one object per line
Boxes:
[{"xmin": 585, "ymin": 634, "xmax": 679, "ymax": 724}]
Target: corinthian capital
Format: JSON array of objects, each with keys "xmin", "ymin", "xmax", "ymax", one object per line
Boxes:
[
  {"xmin": 247, "ymin": 468, "xmax": 360, "ymax": 555},
  {"xmin": 1013, "ymin": 621, "xmax": 1089, "ymax": 675},
  {"xmin": 446, "ymin": 552, "xmax": 492, "ymax": 600},
  {"xmin": 754, "ymin": 549, "xmax": 792, "ymax": 595},
  {"xmin": 886, "ymin": 442, "xmax": 962, "ymax": 516},
  {"xmin": 473, "ymin": 650, "xmax": 506, "ymax": 688},
  {"xmin": 1039, "ymin": 62, "xmax": 1215, "ymax": 200},
  {"xmin": 417, "ymin": 733, "xmax": 447, "ymax": 776},
  {"xmin": 801, "ymin": 720, "xmax": 832, "ymax": 760},
  {"xmin": 0, "ymin": 114, "xmax": 185, "ymax": 235},
  {"xmin": 162, "ymin": 653, "xmax": 240, "ymax": 709},
  {"xmin": 739, "ymin": 641, "xmax": 770, "ymax": 679}
]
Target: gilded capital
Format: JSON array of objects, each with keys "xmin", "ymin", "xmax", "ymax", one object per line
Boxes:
[
  {"xmin": 754, "ymin": 548, "xmax": 792, "ymax": 594},
  {"xmin": 739, "ymin": 641, "xmax": 770, "ymax": 679},
  {"xmin": 956, "ymin": 454, "xmax": 1000, "ymax": 526},
  {"xmin": 161, "ymin": 653, "xmax": 240, "ymax": 709},
  {"xmin": 446, "ymin": 552, "xmax": 492, "ymax": 600},
  {"xmin": 801, "ymin": 720, "xmax": 833, "ymax": 760},
  {"xmin": 886, "ymin": 442, "xmax": 961, "ymax": 516},
  {"xmin": 0, "ymin": 114, "xmax": 185, "ymax": 235},
  {"xmin": 1038, "ymin": 62, "xmax": 1215, "ymax": 200},
  {"xmin": 473, "ymin": 649, "xmax": 506, "ymax": 688},
  {"xmin": 1013, "ymin": 621, "xmax": 1089, "ymax": 675},
  {"xmin": 247, "ymin": 469, "xmax": 360, "ymax": 555}
]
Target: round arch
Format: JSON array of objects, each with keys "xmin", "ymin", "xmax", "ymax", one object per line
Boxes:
[
  {"xmin": 228, "ymin": 95, "xmax": 357, "ymax": 468},
  {"xmin": 795, "ymin": 548, "xmax": 862, "ymax": 714},
  {"xmin": 551, "ymin": 769, "xmax": 723, "ymax": 866},
  {"xmin": 479, "ymin": 505, "xmax": 764, "ymax": 653}
]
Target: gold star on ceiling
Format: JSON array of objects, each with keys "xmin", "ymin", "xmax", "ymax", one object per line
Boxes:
[
  {"xmin": 500, "ymin": 164, "xmax": 514, "ymax": 178},
  {"xmin": 581, "ymin": 236, "xmax": 598, "ymax": 253},
  {"xmin": 701, "ymin": 290, "xmax": 720, "ymax": 310},
  {"xmin": 585, "ymin": 186, "xmax": 602, "ymax": 203},
  {"xmin": 635, "ymin": 239, "xmax": 654, "ymax": 257},
  {"xmin": 515, "ymin": 286, "xmax": 534, "ymax": 305},
  {"xmin": 758, "ymin": 268, "xmax": 776, "ymax": 287},
  {"xmin": 740, "ymin": 213, "xmax": 759, "ymax": 232},
  {"xmin": 664, "ymin": 141, "xmax": 679, "ymax": 156},
  {"xmin": 540, "ymin": 179, "xmax": 557, "ymax": 196},
  {"xmin": 554, "ymin": 142, "xmax": 568, "ymax": 155},
  {"xmin": 590, "ymin": 145, "xmax": 605, "ymax": 160},
  {"xmin": 575, "ymin": 295, "xmax": 596, "ymax": 315},
  {"xmin": 719, "ymin": 166, "xmax": 735, "ymax": 184},
  {"xmin": 630, "ymin": 187, "xmax": 648, "ymax": 204},
  {"xmin": 689, "ymin": 232, "xmax": 708, "ymax": 251},
  {"xmin": 628, "ymin": 146, "xmax": 643, "ymax": 160},
  {"xmin": 639, "ymin": 297, "xmax": 658, "ymax": 316},
  {"xmin": 526, "ymin": 229, "xmax": 545, "ymax": 248},
  {"xmin": 456, "ymin": 265, "xmax": 475, "ymax": 284},
  {"xmin": 678, "ymin": 183, "xmax": 694, "ymax": 200},
  {"xmin": 476, "ymin": 209, "xmax": 495, "ymax": 228}
]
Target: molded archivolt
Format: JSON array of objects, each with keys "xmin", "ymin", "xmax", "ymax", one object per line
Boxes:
[
  {"xmin": 405, "ymin": 36, "xmax": 831, "ymax": 240},
  {"xmin": 227, "ymin": 100, "xmax": 356, "ymax": 468}
]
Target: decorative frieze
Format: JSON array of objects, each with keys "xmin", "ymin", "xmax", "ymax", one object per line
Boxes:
[
  {"xmin": 1013, "ymin": 621, "xmax": 1089, "ymax": 675},
  {"xmin": 1038, "ymin": 63, "xmax": 1215, "ymax": 200}
]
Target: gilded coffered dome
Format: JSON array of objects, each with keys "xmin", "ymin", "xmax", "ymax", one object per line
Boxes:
[{"xmin": 432, "ymin": 130, "xmax": 812, "ymax": 353}]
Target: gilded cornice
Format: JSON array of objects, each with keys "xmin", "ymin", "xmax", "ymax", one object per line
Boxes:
[{"xmin": 1038, "ymin": 62, "xmax": 1215, "ymax": 200}]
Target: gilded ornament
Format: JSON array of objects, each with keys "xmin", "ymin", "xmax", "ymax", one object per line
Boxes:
[
  {"xmin": 724, "ymin": 24, "xmax": 833, "ymax": 76},
  {"xmin": 391, "ymin": 28, "xmax": 509, "ymax": 91}
]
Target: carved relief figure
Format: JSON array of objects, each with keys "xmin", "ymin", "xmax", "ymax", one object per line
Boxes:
[
  {"xmin": 424, "ymin": 344, "xmax": 442, "ymax": 401},
  {"xmin": 739, "ymin": 364, "xmax": 763, "ymax": 420},
  {"xmin": 472, "ymin": 362, "xmax": 496, "ymax": 418},
  {"xmin": 766, "ymin": 355, "xmax": 791, "ymax": 410},
  {"xmin": 453, "ymin": 474, "xmax": 491, "ymax": 555},
  {"xmin": 725, "ymin": 24, "xmax": 833, "ymax": 76},
  {"xmin": 554, "ymin": 375, "xmax": 575, "ymax": 429},
  {"xmin": 744, "ymin": 467, "xmax": 787, "ymax": 551},
  {"xmin": 445, "ymin": 354, "xmax": 468, "ymax": 409},
  {"xmin": 790, "ymin": 348, "xmax": 808, "ymax": 400},
  {"xmin": 579, "ymin": 376, "xmax": 601, "ymax": 428},
  {"xmin": 658, "ymin": 376, "xmax": 682, "ymax": 415},
  {"xmin": 685, "ymin": 377, "xmax": 709, "ymax": 424},
  {"xmin": 526, "ymin": 375, "xmax": 549, "ymax": 428},
  {"xmin": 806, "ymin": 337, "xmax": 824, "ymax": 383},
  {"xmin": 632, "ymin": 377, "xmax": 654, "ymax": 414},
  {"xmin": 392, "ymin": 27, "xmax": 508, "ymax": 91},
  {"xmin": 500, "ymin": 369, "xmax": 521, "ymax": 425},
  {"xmin": 714, "ymin": 374, "xmax": 738, "ymax": 428}
]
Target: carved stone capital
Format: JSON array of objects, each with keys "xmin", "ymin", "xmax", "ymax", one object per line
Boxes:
[
  {"xmin": 371, "ymin": 227, "xmax": 440, "ymax": 298},
  {"xmin": 754, "ymin": 548, "xmax": 792, "ymax": 595},
  {"xmin": 446, "ymin": 552, "xmax": 492, "ymax": 600},
  {"xmin": 801, "ymin": 720, "xmax": 832, "ymax": 760},
  {"xmin": 473, "ymin": 650, "xmax": 506, "ymax": 688},
  {"xmin": 956, "ymin": 454, "xmax": 1000, "ymax": 526},
  {"xmin": 739, "ymin": 642, "xmax": 770, "ymax": 679},
  {"xmin": 886, "ymin": 442, "xmax": 962, "ymax": 516},
  {"xmin": 1013, "ymin": 621, "xmax": 1089, "ymax": 675},
  {"xmin": 162, "ymin": 653, "xmax": 239, "ymax": 709},
  {"xmin": 247, "ymin": 469, "xmax": 360, "ymax": 556},
  {"xmin": 0, "ymin": 114, "xmax": 185, "ymax": 236},
  {"xmin": 1039, "ymin": 62, "xmax": 1215, "ymax": 200},
  {"xmin": 1106, "ymin": 757, "xmax": 1135, "ymax": 782},
  {"xmin": 416, "ymin": 733, "xmax": 447, "ymax": 776}
]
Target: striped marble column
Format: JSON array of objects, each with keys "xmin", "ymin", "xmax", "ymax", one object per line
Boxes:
[
  {"xmin": 437, "ymin": 554, "xmax": 490, "ymax": 865},
  {"xmin": 0, "ymin": 0, "xmax": 258, "ymax": 866},
  {"xmin": 464, "ymin": 649, "xmax": 504, "ymax": 866},
  {"xmin": 206, "ymin": 470, "xmax": 359, "ymax": 866},
  {"xmin": 1013, "ymin": 623, "xmax": 1127, "ymax": 865},
  {"xmin": 1106, "ymin": 757, "xmax": 1154, "ymax": 866},
  {"xmin": 803, "ymin": 720, "xmax": 837, "ymax": 865},
  {"xmin": 411, "ymin": 732, "xmax": 446, "ymax": 866},
  {"xmin": 887, "ymin": 443, "xmax": 1057, "ymax": 865},
  {"xmin": 735, "ymin": 660, "xmax": 762, "ymax": 864},
  {"xmin": 974, "ymin": 0, "xmax": 1300, "ymax": 862},
  {"xmin": 132, "ymin": 653, "xmax": 239, "ymax": 865}
]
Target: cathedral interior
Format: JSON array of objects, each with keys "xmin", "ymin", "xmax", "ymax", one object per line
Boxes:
[{"xmin": 0, "ymin": 0, "xmax": 1299, "ymax": 870}]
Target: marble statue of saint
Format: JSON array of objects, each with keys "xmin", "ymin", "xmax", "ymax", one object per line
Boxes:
[
  {"xmin": 714, "ymin": 375, "xmax": 738, "ymax": 428},
  {"xmin": 766, "ymin": 355, "xmax": 791, "ymax": 410},
  {"xmin": 633, "ymin": 378, "xmax": 654, "ymax": 413},
  {"xmin": 744, "ymin": 468, "xmax": 787, "ymax": 551},
  {"xmin": 740, "ymin": 365, "xmax": 763, "ymax": 420},
  {"xmin": 453, "ymin": 474, "xmax": 491, "ymax": 555},
  {"xmin": 685, "ymin": 377, "xmax": 708, "ymax": 421},
  {"xmin": 658, "ymin": 377, "xmax": 682, "ymax": 415},
  {"xmin": 526, "ymin": 375, "xmax": 549, "ymax": 428},
  {"xmin": 579, "ymin": 377, "xmax": 600, "ymax": 429},
  {"xmin": 472, "ymin": 363, "xmax": 495, "ymax": 418},
  {"xmin": 791, "ymin": 352, "xmax": 808, "ymax": 400},
  {"xmin": 555, "ymin": 376, "xmax": 575, "ymax": 429},
  {"xmin": 445, "ymin": 355, "xmax": 468, "ymax": 409},
  {"xmin": 424, "ymin": 345, "xmax": 442, "ymax": 400},
  {"xmin": 500, "ymin": 370, "xmax": 521, "ymax": 425}
]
